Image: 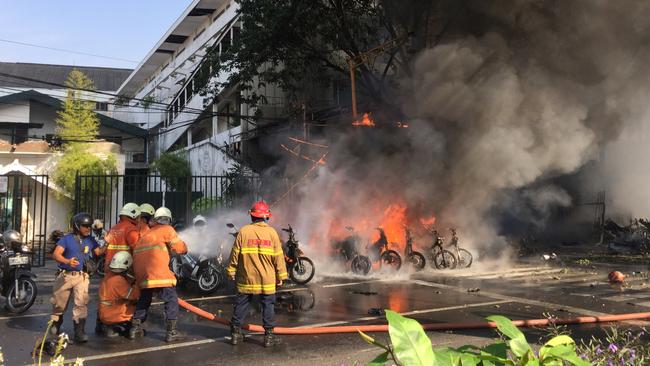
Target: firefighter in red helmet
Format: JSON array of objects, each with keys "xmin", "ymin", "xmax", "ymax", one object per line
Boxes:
[{"xmin": 226, "ymin": 200, "xmax": 287, "ymax": 347}]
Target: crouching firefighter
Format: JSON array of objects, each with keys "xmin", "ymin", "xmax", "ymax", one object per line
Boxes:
[
  {"xmin": 98, "ymin": 251, "xmax": 140, "ymax": 337},
  {"xmin": 130, "ymin": 207, "xmax": 188, "ymax": 342},
  {"xmin": 227, "ymin": 201, "xmax": 288, "ymax": 347},
  {"xmin": 50, "ymin": 212, "xmax": 104, "ymax": 343}
]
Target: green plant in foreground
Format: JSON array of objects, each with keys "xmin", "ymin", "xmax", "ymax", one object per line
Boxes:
[
  {"xmin": 32, "ymin": 319, "xmax": 84, "ymax": 366},
  {"xmin": 578, "ymin": 327, "xmax": 648, "ymax": 366},
  {"xmin": 359, "ymin": 311, "xmax": 590, "ymax": 366}
]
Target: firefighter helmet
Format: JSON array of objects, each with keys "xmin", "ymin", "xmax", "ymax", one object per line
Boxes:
[
  {"xmin": 139, "ymin": 203, "xmax": 155, "ymax": 217},
  {"xmin": 608, "ymin": 271, "xmax": 625, "ymax": 284},
  {"xmin": 154, "ymin": 207, "xmax": 173, "ymax": 225},
  {"xmin": 249, "ymin": 201, "xmax": 272, "ymax": 219},
  {"xmin": 109, "ymin": 251, "xmax": 133, "ymax": 273},
  {"xmin": 119, "ymin": 202, "xmax": 141, "ymax": 220}
]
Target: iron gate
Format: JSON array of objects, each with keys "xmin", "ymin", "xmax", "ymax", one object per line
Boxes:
[
  {"xmin": 74, "ymin": 174, "xmax": 262, "ymax": 229},
  {"xmin": 0, "ymin": 174, "xmax": 49, "ymax": 266}
]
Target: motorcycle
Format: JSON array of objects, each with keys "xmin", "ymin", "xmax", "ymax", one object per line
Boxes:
[
  {"xmin": 423, "ymin": 224, "xmax": 457, "ymax": 269},
  {"xmin": 170, "ymin": 248, "xmax": 225, "ymax": 295},
  {"xmin": 282, "ymin": 225, "xmax": 315, "ymax": 285},
  {"xmin": 0, "ymin": 232, "xmax": 37, "ymax": 313},
  {"xmin": 403, "ymin": 226, "xmax": 426, "ymax": 270},
  {"xmin": 368, "ymin": 228, "xmax": 402, "ymax": 271},
  {"xmin": 333, "ymin": 226, "xmax": 371, "ymax": 275}
]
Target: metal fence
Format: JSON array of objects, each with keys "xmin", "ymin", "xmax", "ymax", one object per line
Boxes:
[
  {"xmin": 74, "ymin": 174, "xmax": 262, "ymax": 229},
  {"xmin": 0, "ymin": 175, "xmax": 49, "ymax": 266}
]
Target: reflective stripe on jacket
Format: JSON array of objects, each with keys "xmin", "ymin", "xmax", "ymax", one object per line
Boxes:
[
  {"xmin": 103, "ymin": 219, "xmax": 139, "ymax": 278},
  {"xmin": 227, "ymin": 222, "xmax": 288, "ymax": 295},
  {"xmin": 133, "ymin": 224, "xmax": 187, "ymax": 289},
  {"xmin": 98, "ymin": 274, "xmax": 140, "ymax": 324}
]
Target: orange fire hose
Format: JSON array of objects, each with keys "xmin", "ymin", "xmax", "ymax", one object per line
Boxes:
[{"xmin": 178, "ymin": 298, "xmax": 650, "ymax": 334}]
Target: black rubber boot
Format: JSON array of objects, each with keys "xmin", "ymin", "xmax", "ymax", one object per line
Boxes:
[
  {"xmin": 74, "ymin": 319, "xmax": 89, "ymax": 343},
  {"xmin": 102, "ymin": 324, "xmax": 118, "ymax": 338},
  {"xmin": 50, "ymin": 317, "xmax": 63, "ymax": 336},
  {"xmin": 230, "ymin": 325, "xmax": 243, "ymax": 345},
  {"xmin": 263, "ymin": 329, "xmax": 275, "ymax": 348},
  {"xmin": 165, "ymin": 320, "xmax": 183, "ymax": 342},
  {"xmin": 128, "ymin": 319, "xmax": 144, "ymax": 340}
]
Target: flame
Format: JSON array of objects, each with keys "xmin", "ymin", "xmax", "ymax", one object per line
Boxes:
[
  {"xmin": 377, "ymin": 203, "xmax": 408, "ymax": 252},
  {"xmin": 352, "ymin": 113, "xmax": 376, "ymax": 127},
  {"xmin": 419, "ymin": 215, "xmax": 436, "ymax": 227}
]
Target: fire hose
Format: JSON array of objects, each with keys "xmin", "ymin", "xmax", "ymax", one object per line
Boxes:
[{"xmin": 178, "ymin": 298, "xmax": 650, "ymax": 334}]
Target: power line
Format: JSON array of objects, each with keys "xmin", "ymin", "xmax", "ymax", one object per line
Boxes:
[{"xmin": 0, "ymin": 38, "xmax": 140, "ymax": 64}]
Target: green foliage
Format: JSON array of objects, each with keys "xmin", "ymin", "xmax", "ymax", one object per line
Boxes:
[
  {"xmin": 151, "ymin": 151, "xmax": 191, "ymax": 191},
  {"xmin": 33, "ymin": 319, "xmax": 84, "ymax": 365},
  {"xmin": 55, "ymin": 69, "xmax": 100, "ymax": 145},
  {"xmin": 191, "ymin": 196, "xmax": 223, "ymax": 215},
  {"xmin": 578, "ymin": 326, "xmax": 649, "ymax": 365},
  {"xmin": 52, "ymin": 145, "xmax": 118, "ymax": 198},
  {"xmin": 203, "ymin": 0, "xmax": 423, "ymax": 115},
  {"xmin": 139, "ymin": 94, "xmax": 157, "ymax": 109},
  {"xmin": 360, "ymin": 311, "xmax": 590, "ymax": 366}
]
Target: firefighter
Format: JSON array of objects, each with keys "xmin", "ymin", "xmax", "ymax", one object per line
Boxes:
[
  {"xmin": 50, "ymin": 212, "xmax": 105, "ymax": 343},
  {"xmin": 227, "ymin": 201, "xmax": 288, "ymax": 347},
  {"xmin": 103, "ymin": 203, "xmax": 140, "ymax": 278},
  {"xmin": 138, "ymin": 203, "xmax": 155, "ymax": 236},
  {"xmin": 130, "ymin": 207, "xmax": 188, "ymax": 342},
  {"xmin": 98, "ymin": 251, "xmax": 140, "ymax": 338}
]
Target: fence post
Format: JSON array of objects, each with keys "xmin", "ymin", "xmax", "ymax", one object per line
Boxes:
[
  {"xmin": 185, "ymin": 176, "xmax": 192, "ymax": 227},
  {"xmin": 74, "ymin": 171, "xmax": 80, "ymax": 213}
]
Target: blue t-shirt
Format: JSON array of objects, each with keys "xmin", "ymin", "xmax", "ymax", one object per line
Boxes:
[{"xmin": 56, "ymin": 234, "xmax": 99, "ymax": 272}]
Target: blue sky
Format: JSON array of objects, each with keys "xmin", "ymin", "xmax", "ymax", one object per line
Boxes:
[{"xmin": 0, "ymin": 1, "xmax": 192, "ymax": 70}]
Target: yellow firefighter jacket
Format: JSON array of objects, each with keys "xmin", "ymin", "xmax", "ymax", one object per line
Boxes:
[{"xmin": 227, "ymin": 221, "xmax": 288, "ymax": 294}]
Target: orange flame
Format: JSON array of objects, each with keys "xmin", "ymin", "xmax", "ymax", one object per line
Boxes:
[
  {"xmin": 352, "ymin": 113, "xmax": 376, "ymax": 127},
  {"xmin": 419, "ymin": 215, "xmax": 436, "ymax": 227}
]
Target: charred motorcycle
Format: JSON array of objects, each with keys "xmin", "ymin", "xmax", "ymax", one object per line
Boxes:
[
  {"xmin": 282, "ymin": 225, "xmax": 315, "ymax": 285},
  {"xmin": 334, "ymin": 226, "xmax": 371, "ymax": 275},
  {"xmin": 403, "ymin": 226, "xmax": 426, "ymax": 270},
  {"xmin": 368, "ymin": 228, "xmax": 402, "ymax": 271},
  {"xmin": 423, "ymin": 225, "xmax": 457, "ymax": 269},
  {"xmin": 0, "ymin": 230, "xmax": 37, "ymax": 313}
]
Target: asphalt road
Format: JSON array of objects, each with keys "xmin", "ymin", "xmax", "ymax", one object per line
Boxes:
[{"xmin": 2, "ymin": 260, "xmax": 649, "ymax": 365}]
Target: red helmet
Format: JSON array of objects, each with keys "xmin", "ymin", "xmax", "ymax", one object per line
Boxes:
[
  {"xmin": 249, "ymin": 201, "xmax": 272, "ymax": 219},
  {"xmin": 608, "ymin": 271, "xmax": 625, "ymax": 284}
]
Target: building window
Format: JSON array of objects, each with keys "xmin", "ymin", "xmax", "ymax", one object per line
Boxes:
[{"xmin": 95, "ymin": 102, "xmax": 108, "ymax": 111}]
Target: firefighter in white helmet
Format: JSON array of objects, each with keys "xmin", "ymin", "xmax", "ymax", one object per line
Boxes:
[{"xmin": 98, "ymin": 251, "xmax": 140, "ymax": 337}]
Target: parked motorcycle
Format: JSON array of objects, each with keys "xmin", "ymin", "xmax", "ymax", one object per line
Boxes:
[
  {"xmin": 170, "ymin": 247, "xmax": 225, "ymax": 295},
  {"xmin": 423, "ymin": 224, "xmax": 457, "ymax": 269},
  {"xmin": 369, "ymin": 228, "xmax": 402, "ymax": 271},
  {"xmin": 403, "ymin": 226, "xmax": 426, "ymax": 270},
  {"xmin": 333, "ymin": 226, "xmax": 371, "ymax": 275},
  {"xmin": 448, "ymin": 228, "xmax": 473, "ymax": 268},
  {"xmin": 282, "ymin": 225, "xmax": 315, "ymax": 285},
  {"xmin": 0, "ymin": 230, "xmax": 37, "ymax": 313}
]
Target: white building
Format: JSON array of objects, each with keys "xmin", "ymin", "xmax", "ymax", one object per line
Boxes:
[{"xmin": 113, "ymin": 0, "xmax": 285, "ymax": 176}]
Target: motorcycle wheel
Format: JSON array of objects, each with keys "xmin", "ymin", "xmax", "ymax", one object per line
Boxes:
[
  {"xmin": 5, "ymin": 277, "xmax": 37, "ymax": 313},
  {"xmin": 433, "ymin": 250, "xmax": 457, "ymax": 270},
  {"xmin": 351, "ymin": 255, "xmax": 371, "ymax": 275},
  {"xmin": 407, "ymin": 252, "xmax": 426, "ymax": 271},
  {"xmin": 290, "ymin": 257, "xmax": 315, "ymax": 285},
  {"xmin": 380, "ymin": 250, "xmax": 402, "ymax": 271},
  {"xmin": 197, "ymin": 266, "xmax": 222, "ymax": 294},
  {"xmin": 96, "ymin": 256, "xmax": 105, "ymax": 277},
  {"xmin": 457, "ymin": 249, "xmax": 473, "ymax": 268}
]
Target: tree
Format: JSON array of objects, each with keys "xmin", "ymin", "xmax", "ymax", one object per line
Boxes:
[
  {"xmin": 203, "ymin": 0, "xmax": 436, "ymax": 121},
  {"xmin": 55, "ymin": 69, "xmax": 100, "ymax": 144},
  {"xmin": 52, "ymin": 69, "xmax": 118, "ymax": 198},
  {"xmin": 151, "ymin": 151, "xmax": 192, "ymax": 191}
]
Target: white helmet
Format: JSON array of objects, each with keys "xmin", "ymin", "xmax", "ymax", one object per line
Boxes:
[
  {"xmin": 193, "ymin": 215, "xmax": 207, "ymax": 227},
  {"xmin": 92, "ymin": 219, "xmax": 104, "ymax": 230},
  {"xmin": 139, "ymin": 203, "xmax": 155, "ymax": 217},
  {"xmin": 119, "ymin": 202, "xmax": 141, "ymax": 220},
  {"xmin": 109, "ymin": 251, "xmax": 133, "ymax": 273},
  {"xmin": 154, "ymin": 207, "xmax": 172, "ymax": 225}
]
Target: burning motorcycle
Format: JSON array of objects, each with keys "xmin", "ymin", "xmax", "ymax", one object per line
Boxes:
[
  {"xmin": 281, "ymin": 225, "xmax": 315, "ymax": 285},
  {"xmin": 0, "ymin": 230, "xmax": 37, "ymax": 313},
  {"xmin": 423, "ymin": 225, "xmax": 457, "ymax": 269},
  {"xmin": 448, "ymin": 228, "xmax": 473, "ymax": 268},
  {"xmin": 333, "ymin": 226, "xmax": 371, "ymax": 275},
  {"xmin": 170, "ymin": 247, "xmax": 225, "ymax": 294},
  {"xmin": 403, "ymin": 226, "xmax": 426, "ymax": 270},
  {"xmin": 368, "ymin": 228, "xmax": 402, "ymax": 271}
]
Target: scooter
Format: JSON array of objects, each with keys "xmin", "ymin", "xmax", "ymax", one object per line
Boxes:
[
  {"xmin": 226, "ymin": 223, "xmax": 317, "ymax": 284},
  {"xmin": 282, "ymin": 225, "xmax": 315, "ymax": 285},
  {"xmin": 403, "ymin": 226, "xmax": 426, "ymax": 270},
  {"xmin": 333, "ymin": 226, "xmax": 371, "ymax": 275},
  {"xmin": 368, "ymin": 228, "xmax": 402, "ymax": 271},
  {"xmin": 0, "ymin": 231, "xmax": 37, "ymax": 313},
  {"xmin": 170, "ymin": 250, "xmax": 225, "ymax": 295}
]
